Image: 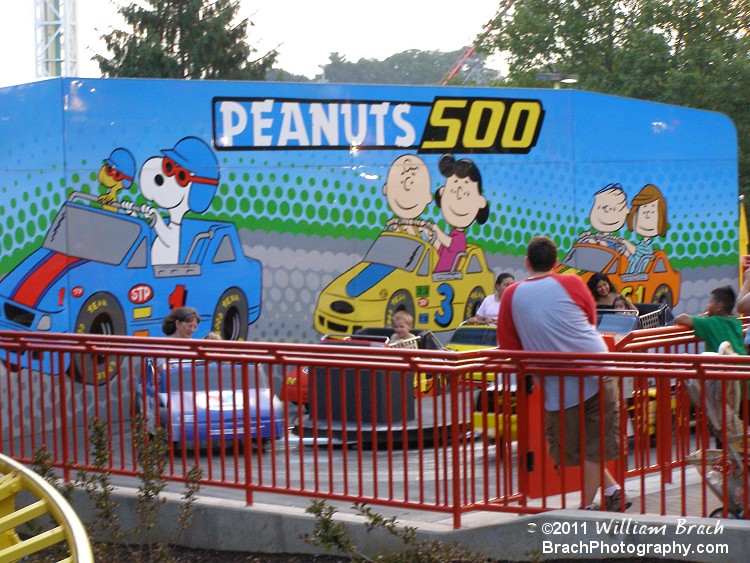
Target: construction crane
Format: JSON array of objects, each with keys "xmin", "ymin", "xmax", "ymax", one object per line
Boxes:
[
  {"xmin": 440, "ymin": 43, "xmax": 480, "ymax": 86},
  {"xmin": 439, "ymin": 0, "xmax": 514, "ymax": 85},
  {"xmin": 35, "ymin": 0, "xmax": 78, "ymax": 78}
]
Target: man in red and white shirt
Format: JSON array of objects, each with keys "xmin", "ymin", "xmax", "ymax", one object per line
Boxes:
[{"xmin": 497, "ymin": 235, "xmax": 629, "ymax": 511}]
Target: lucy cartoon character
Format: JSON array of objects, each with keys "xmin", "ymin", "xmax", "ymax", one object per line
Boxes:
[
  {"xmin": 578, "ymin": 183, "xmax": 636, "ymax": 256},
  {"xmin": 424, "ymin": 155, "xmax": 489, "ymax": 273},
  {"xmin": 383, "ymin": 154, "xmax": 433, "ymax": 236},
  {"xmin": 123, "ymin": 136, "xmax": 219, "ymax": 265},
  {"xmin": 625, "ymin": 184, "xmax": 668, "ymax": 274},
  {"xmin": 97, "ymin": 148, "xmax": 136, "ymax": 212}
]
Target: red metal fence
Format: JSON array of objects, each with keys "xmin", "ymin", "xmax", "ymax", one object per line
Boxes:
[{"xmin": 1, "ymin": 327, "xmax": 749, "ymax": 528}]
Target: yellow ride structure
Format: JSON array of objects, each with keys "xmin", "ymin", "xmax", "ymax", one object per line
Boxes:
[{"xmin": 0, "ymin": 453, "xmax": 92, "ymax": 563}]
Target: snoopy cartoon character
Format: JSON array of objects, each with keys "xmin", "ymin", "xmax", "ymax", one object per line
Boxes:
[{"xmin": 124, "ymin": 136, "xmax": 219, "ymax": 265}]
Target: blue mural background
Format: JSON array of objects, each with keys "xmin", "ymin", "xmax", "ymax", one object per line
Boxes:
[{"xmin": 0, "ymin": 78, "xmax": 739, "ymax": 340}]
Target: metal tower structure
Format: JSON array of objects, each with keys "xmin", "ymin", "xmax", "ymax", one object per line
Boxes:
[{"xmin": 35, "ymin": 0, "xmax": 79, "ymax": 78}]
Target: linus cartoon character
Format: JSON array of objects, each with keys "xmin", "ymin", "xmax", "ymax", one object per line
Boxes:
[
  {"xmin": 123, "ymin": 136, "xmax": 219, "ymax": 265},
  {"xmin": 424, "ymin": 155, "xmax": 489, "ymax": 273},
  {"xmin": 578, "ymin": 183, "xmax": 636, "ymax": 256},
  {"xmin": 383, "ymin": 154, "xmax": 433, "ymax": 236},
  {"xmin": 97, "ymin": 148, "xmax": 136, "ymax": 212}
]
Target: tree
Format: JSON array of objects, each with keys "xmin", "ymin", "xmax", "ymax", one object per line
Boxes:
[
  {"xmin": 95, "ymin": 0, "xmax": 277, "ymax": 80},
  {"xmin": 480, "ymin": 0, "xmax": 750, "ymax": 195},
  {"xmin": 316, "ymin": 49, "xmax": 500, "ymax": 85},
  {"xmin": 265, "ymin": 68, "xmax": 312, "ymax": 83}
]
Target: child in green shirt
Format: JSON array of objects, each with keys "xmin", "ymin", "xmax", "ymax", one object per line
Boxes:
[
  {"xmin": 675, "ymin": 285, "xmax": 745, "ymax": 355},
  {"xmin": 676, "ymin": 286, "xmax": 747, "ymax": 430}
]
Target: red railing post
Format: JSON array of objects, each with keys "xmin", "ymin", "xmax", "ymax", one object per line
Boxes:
[
  {"xmin": 242, "ymin": 362, "xmax": 253, "ymax": 505},
  {"xmin": 58, "ymin": 350, "xmax": 71, "ymax": 483},
  {"xmin": 448, "ymin": 373, "xmax": 462, "ymax": 529}
]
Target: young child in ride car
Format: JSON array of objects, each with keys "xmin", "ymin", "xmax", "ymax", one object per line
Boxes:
[
  {"xmin": 388, "ymin": 311, "xmax": 419, "ymax": 349},
  {"xmin": 612, "ymin": 295, "xmax": 635, "ymax": 312}
]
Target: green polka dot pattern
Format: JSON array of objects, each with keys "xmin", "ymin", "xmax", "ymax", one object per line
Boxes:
[
  {"xmin": 0, "ymin": 174, "xmax": 60, "ymax": 273},
  {"xmin": 0, "ymin": 155, "xmax": 739, "ymax": 276}
]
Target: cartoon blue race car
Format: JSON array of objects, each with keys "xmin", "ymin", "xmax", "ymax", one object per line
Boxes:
[{"xmin": 0, "ymin": 192, "xmax": 262, "ymax": 384}]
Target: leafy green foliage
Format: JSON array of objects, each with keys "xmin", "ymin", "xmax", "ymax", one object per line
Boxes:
[
  {"xmin": 480, "ymin": 0, "xmax": 750, "ymax": 195},
  {"xmin": 130, "ymin": 414, "xmax": 203, "ymax": 562},
  {"xmin": 95, "ymin": 0, "xmax": 277, "ymax": 80},
  {"xmin": 304, "ymin": 500, "xmax": 364, "ymax": 559},
  {"xmin": 32, "ymin": 416, "xmax": 202, "ymax": 563},
  {"xmin": 265, "ymin": 68, "xmax": 313, "ymax": 82},
  {"xmin": 318, "ymin": 50, "xmax": 500, "ymax": 85},
  {"xmin": 303, "ymin": 500, "xmax": 489, "ymax": 562},
  {"xmin": 76, "ymin": 418, "xmax": 125, "ymax": 561}
]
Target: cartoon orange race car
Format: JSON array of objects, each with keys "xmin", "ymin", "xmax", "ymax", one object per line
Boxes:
[{"xmin": 556, "ymin": 242, "xmax": 680, "ymax": 307}]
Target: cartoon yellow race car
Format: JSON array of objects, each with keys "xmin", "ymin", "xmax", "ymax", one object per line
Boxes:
[
  {"xmin": 314, "ymin": 231, "xmax": 493, "ymax": 334},
  {"xmin": 556, "ymin": 242, "xmax": 681, "ymax": 307}
]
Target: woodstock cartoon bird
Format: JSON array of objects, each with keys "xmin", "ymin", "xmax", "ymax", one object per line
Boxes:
[{"xmin": 97, "ymin": 148, "xmax": 136, "ymax": 212}]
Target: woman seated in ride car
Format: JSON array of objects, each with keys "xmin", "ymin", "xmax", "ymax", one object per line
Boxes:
[
  {"xmin": 587, "ymin": 273, "xmax": 636, "ymax": 311},
  {"xmin": 468, "ymin": 272, "xmax": 515, "ymax": 325},
  {"xmin": 162, "ymin": 306, "xmax": 200, "ymax": 338}
]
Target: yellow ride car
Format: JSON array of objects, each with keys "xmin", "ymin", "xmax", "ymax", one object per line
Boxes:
[
  {"xmin": 314, "ymin": 231, "xmax": 493, "ymax": 334},
  {"xmin": 445, "ymin": 323, "xmax": 499, "ymax": 383},
  {"xmin": 473, "ymin": 381, "xmax": 518, "ymax": 442},
  {"xmin": 625, "ymin": 379, "xmax": 679, "ymax": 442},
  {"xmin": 443, "ymin": 324, "xmax": 518, "ymax": 441},
  {"xmin": 445, "ymin": 324, "xmax": 498, "ymax": 354}
]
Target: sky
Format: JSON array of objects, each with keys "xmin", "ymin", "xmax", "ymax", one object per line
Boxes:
[{"xmin": 0, "ymin": 1, "xmax": 502, "ymax": 87}]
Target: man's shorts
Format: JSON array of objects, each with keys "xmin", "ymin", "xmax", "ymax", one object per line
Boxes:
[{"xmin": 544, "ymin": 378, "xmax": 620, "ymax": 467}]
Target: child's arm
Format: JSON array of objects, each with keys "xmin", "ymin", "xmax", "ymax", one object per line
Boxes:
[{"xmin": 674, "ymin": 313, "xmax": 694, "ymax": 328}]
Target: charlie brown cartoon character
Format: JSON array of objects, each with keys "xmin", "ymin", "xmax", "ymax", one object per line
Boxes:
[
  {"xmin": 97, "ymin": 148, "xmax": 136, "ymax": 212},
  {"xmin": 383, "ymin": 154, "xmax": 433, "ymax": 236},
  {"xmin": 123, "ymin": 136, "xmax": 219, "ymax": 265},
  {"xmin": 425, "ymin": 155, "xmax": 489, "ymax": 273},
  {"xmin": 578, "ymin": 183, "xmax": 635, "ymax": 256},
  {"xmin": 625, "ymin": 184, "xmax": 668, "ymax": 274}
]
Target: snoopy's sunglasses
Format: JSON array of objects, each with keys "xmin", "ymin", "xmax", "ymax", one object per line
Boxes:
[
  {"xmin": 161, "ymin": 157, "xmax": 219, "ymax": 187},
  {"xmin": 105, "ymin": 164, "xmax": 132, "ymax": 182}
]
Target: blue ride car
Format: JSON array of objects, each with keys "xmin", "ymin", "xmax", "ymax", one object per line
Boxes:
[
  {"xmin": 135, "ymin": 359, "xmax": 285, "ymax": 448},
  {"xmin": 0, "ymin": 192, "xmax": 262, "ymax": 383}
]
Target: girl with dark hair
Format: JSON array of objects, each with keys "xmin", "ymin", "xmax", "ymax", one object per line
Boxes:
[
  {"xmin": 425, "ymin": 154, "xmax": 489, "ymax": 273},
  {"xmin": 162, "ymin": 306, "xmax": 200, "ymax": 338},
  {"xmin": 587, "ymin": 273, "xmax": 635, "ymax": 310}
]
